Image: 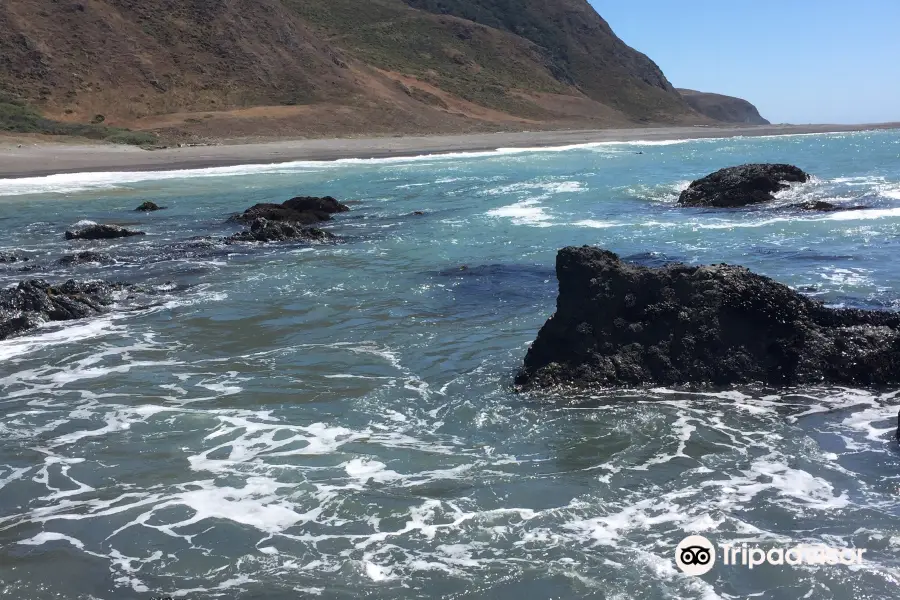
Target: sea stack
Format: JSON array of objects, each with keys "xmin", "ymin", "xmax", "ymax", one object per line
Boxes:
[
  {"xmin": 65, "ymin": 224, "xmax": 146, "ymax": 240},
  {"xmin": 678, "ymin": 164, "xmax": 810, "ymax": 208},
  {"xmin": 228, "ymin": 196, "xmax": 350, "ymax": 225},
  {"xmin": 516, "ymin": 246, "xmax": 900, "ymax": 390}
]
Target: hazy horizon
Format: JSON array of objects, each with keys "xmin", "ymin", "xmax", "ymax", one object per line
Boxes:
[{"xmin": 593, "ymin": 0, "xmax": 900, "ymax": 125}]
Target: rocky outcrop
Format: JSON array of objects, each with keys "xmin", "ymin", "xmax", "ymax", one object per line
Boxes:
[
  {"xmin": 57, "ymin": 251, "xmax": 114, "ymax": 266},
  {"xmin": 0, "ymin": 279, "xmax": 125, "ymax": 340},
  {"xmin": 0, "ymin": 251, "xmax": 28, "ymax": 263},
  {"xmin": 135, "ymin": 201, "xmax": 163, "ymax": 211},
  {"xmin": 790, "ymin": 200, "xmax": 868, "ymax": 212},
  {"xmin": 515, "ymin": 246, "xmax": 900, "ymax": 390},
  {"xmin": 678, "ymin": 164, "xmax": 810, "ymax": 208},
  {"xmin": 228, "ymin": 196, "xmax": 350, "ymax": 225},
  {"xmin": 282, "ymin": 195, "xmax": 350, "ymax": 215},
  {"xmin": 225, "ymin": 218, "xmax": 337, "ymax": 244},
  {"xmin": 65, "ymin": 224, "xmax": 146, "ymax": 240},
  {"xmin": 677, "ymin": 89, "xmax": 770, "ymax": 125},
  {"xmin": 228, "ymin": 204, "xmax": 325, "ymax": 225}
]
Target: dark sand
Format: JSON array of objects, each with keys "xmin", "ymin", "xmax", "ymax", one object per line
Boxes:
[{"xmin": 1, "ymin": 123, "xmax": 898, "ymax": 179}]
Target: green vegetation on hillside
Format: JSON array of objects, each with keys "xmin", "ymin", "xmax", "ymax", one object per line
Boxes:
[
  {"xmin": 402, "ymin": 0, "xmax": 689, "ymax": 119},
  {"xmin": 404, "ymin": 0, "xmax": 577, "ymax": 80},
  {"xmin": 0, "ymin": 95, "xmax": 157, "ymax": 145},
  {"xmin": 284, "ymin": 0, "xmax": 568, "ymax": 117}
]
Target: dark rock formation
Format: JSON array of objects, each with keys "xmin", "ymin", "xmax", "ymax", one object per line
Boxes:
[
  {"xmin": 677, "ymin": 89, "xmax": 770, "ymax": 125},
  {"xmin": 678, "ymin": 164, "xmax": 810, "ymax": 208},
  {"xmin": 789, "ymin": 200, "xmax": 868, "ymax": 212},
  {"xmin": 0, "ymin": 279, "xmax": 125, "ymax": 340},
  {"xmin": 0, "ymin": 251, "xmax": 28, "ymax": 263},
  {"xmin": 228, "ymin": 196, "xmax": 349, "ymax": 225},
  {"xmin": 282, "ymin": 195, "xmax": 349, "ymax": 215},
  {"xmin": 65, "ymin": 224, "xmax": 146, "ymax": 240},
  {"xmin": 135, "ymin": 201, "xmax": 163, "ymax": 211},
  {"xmin": 226, "ymin": 218, "xmax": 337, "ymax": 244},
  {"xmin": 228, "ymin": 204, "xmax": 326, "ymax": 225},
  {"xmin": 57, "ymin": 251, "xmax": 113, "ymax": 266},
  {"xmin": 515, "ymin": 246, "xmax": 900, "ymax": 390}
]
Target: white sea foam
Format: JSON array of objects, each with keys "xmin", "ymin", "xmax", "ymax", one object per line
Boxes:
[
  {"xmin": 819, "ymin": 266, "xmax": 873, "ymax": 287},
  {"xmin": 3, "ymin": 385, "xmax": 897, "ymax": 597},
  {"xmin": 0, "ymin": 130, "xmax": 875, "ymax": 197},
  {"xmin": 486, "ymin": 199, "xmax": 553, "ymax": 227},
  {"xmin": 0, "ymin": 162, "xmax": 331, "ymax": 196},
  {"xmin": 824, "ymin": 206, "xmax": 900, "ymax": 220},
  {"xmin": 831, "ymin": 176, "xmax": 886, "ymax": 184},
  {"xmin": 690, "ymin": 216, "xmax": 797, "ymax": 230},
  {"xmin": 19, "ymin": 532, "xmax": 87, "ymax": 549},
  {"xmin": 0, "ymin": 316, "xmax": 122, "ymax": 363},
  {"xmin": 484, "ymin": 179, "xmax": 586, "ymax": 196},
  {"xmin": 573, "ymin": 219, "xmax": 619, "ymax": 228}
]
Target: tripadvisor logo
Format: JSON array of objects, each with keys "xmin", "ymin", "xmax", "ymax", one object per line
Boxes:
[
  {"xmin": 675, "ymin": 536, "xmax": 867, "ymax": 576},
  {"xmin": 675, "ymin": 535, "xmax": 716, "ymax": 576}
]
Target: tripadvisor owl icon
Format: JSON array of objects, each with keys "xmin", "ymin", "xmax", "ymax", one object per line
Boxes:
[{"xmin": 675, "ymin": 535, "xmax": 716, "ymax": 576}]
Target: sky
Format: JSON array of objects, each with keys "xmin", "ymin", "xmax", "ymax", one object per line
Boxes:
[{"xmin": 591, "ymin": 0, "xmax": 900, "ymax": 124}]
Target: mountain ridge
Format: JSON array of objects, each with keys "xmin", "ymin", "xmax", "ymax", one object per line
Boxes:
[{"xmin": 0, "ymin": 0, "xmax": 763, "ymax": 142}]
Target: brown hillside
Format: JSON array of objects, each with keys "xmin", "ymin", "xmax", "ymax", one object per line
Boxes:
[
  {"xmin": 678, "ymin": 89, "xmax": 770, "ymax": 125},
  {"xmin": 403, "ymin": 0, "xmax": 687, "ymax": 119},
  {"xmin": 0, "ymin": 0, "xmax": 709, "ymax": 141}
]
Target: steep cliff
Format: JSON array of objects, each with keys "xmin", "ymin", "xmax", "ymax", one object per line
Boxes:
[{"xmin": 678, "ymin": 89, "xmax": 770, "ymax": 125}]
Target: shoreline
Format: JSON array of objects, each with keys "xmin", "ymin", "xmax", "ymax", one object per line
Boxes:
[{"xmin": 1, "ymin": 123, "xmax": 898, "ymax": 179}]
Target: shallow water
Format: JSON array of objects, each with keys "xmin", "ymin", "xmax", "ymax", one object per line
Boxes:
[{"xmin": 2, "ymin": 131, "xmax": 900, "ymax": 599}]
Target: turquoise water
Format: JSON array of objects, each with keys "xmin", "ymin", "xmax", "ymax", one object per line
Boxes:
[{"xmin": 1, "ymin": 131, "xmax": 900, "ymax": 599}]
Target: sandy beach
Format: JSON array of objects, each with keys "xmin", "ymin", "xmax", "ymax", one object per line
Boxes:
[{"xmin": 1, "ymin": 123, "xmax": 897, "ymax": 179}]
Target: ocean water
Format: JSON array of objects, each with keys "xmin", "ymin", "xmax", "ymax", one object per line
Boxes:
[{"xmin": 1, "ymin": 130, "xmax": 900, "ymax": 599}]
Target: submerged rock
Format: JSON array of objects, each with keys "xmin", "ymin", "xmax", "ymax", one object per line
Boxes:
[
  {"xmin": 515, "ymin": 246, "xmax": 900, "ymax": 390},
  {"xmin": 228, "ymin": 195, "xmax": 349, "ymax": 225},
  {"xmin": 678, "ymin": 164, "xmax": 810, "ymax": 208},
  {"xmin": 135, "ymin": 201, "xmax": 164, "ymax": 211},
  {"xmin": 57, "ymin": 251, "xmax": 113, "ymax": 266},
  {"xmin": 65, "ymin": 224, "xmax": 146, "ymax": 240},
  {"xmin": 789, "ymin": 200, "xmax": 868, "ymax": 212},
  {"xmin": 226, "ymin": 218, "xmax": 337, "ymax": 244},
  {"xmin": 0, "ymin": 279, "xmax": 124, "ymax": 340},
  {"xmin": 0, "ymin": 251, "xmax": 28, "ymax": 264},
  {"xmin": 0, "ymin": 278, "xmax": 170, "ymax": 340}
]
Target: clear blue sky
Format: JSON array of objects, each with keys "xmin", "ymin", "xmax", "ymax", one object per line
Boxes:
[{"xmin": 590, "ymin": 0, "xmax": 900, "ymax": 124}]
